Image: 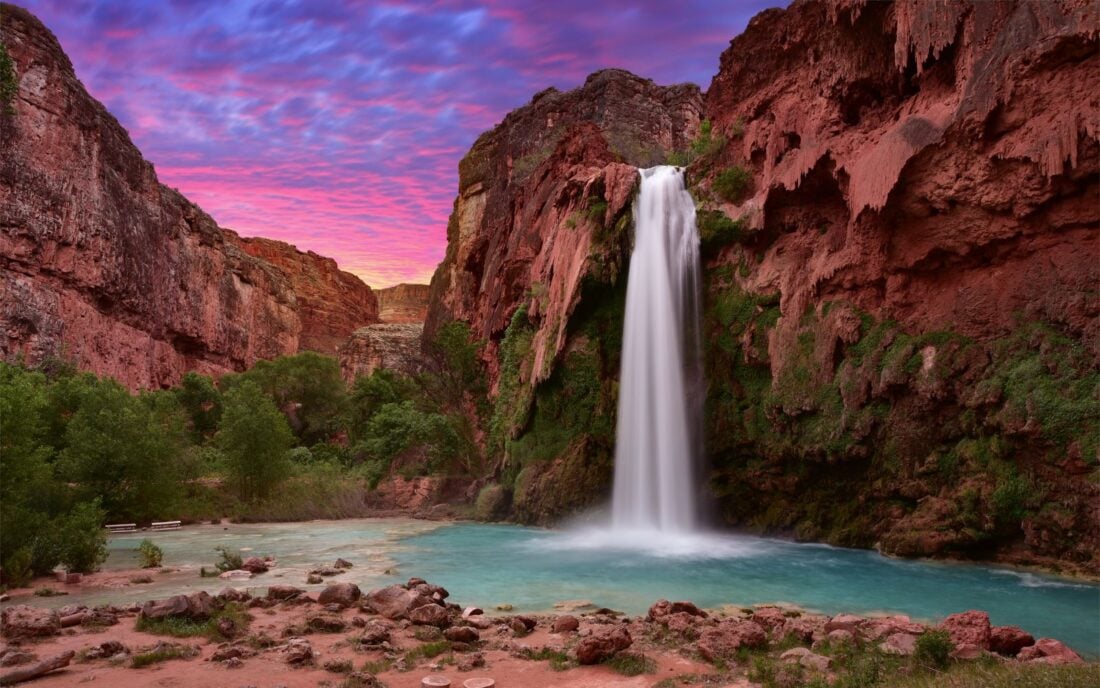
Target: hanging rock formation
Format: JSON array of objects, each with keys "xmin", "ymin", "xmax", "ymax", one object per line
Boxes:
[
  {"xmin": 0, "ymin": 5, "xmax": 376, "ymax": 387},
  {"xmin": 692, "ymin": 0, "xmax": 1098, "ymax": 574}
]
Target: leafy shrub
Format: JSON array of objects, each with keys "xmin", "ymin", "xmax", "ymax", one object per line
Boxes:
[
  {"xmin": 137, "ymin": 539, "xmax": 163, "ymax": 568},
  {"xmin": 135, "ymin": 602, "xmax": 249, "ymax": 641},
  {"xmin": 697, "ymin": 210, "xmax": 744, "ymax": 254},
  {"xmin": 713, "ymin": 165, "xmax": 753, "ymax": 203},
  {"xmin": 130, "ymin": 643, "xmax": 199, "ymax": 668},
  {"xmin": 213, "ymin": 546, "xmax": 243, "ymax": 572},
  {"xmin": 914, "ymin": 630, "xmax": 953, "ymax": 670},
  {"xmin": 0, "ymin": 40, "xmax": 16, "ymax": 116},
  {"xmin": 58, "ymin": 500, "xmax": 107, "ymax": 573},
  {"xmin": 605, "ymin": 652, "xmax": 656, "ymax": 676}
]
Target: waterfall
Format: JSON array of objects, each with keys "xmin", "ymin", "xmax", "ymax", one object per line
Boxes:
[{"xmin": 611, "ymin": 165, "xmax": 704, "ymax": 533}]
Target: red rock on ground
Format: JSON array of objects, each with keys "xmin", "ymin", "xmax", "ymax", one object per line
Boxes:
[
  {"xmin": 1017, "ymin": 637, "xmax": 1084, "ymax": 664},
  {"xmin": 574, "ymin": 626, "xmax": 632, "ymax": 664},
  {"xmin": 939, "ymin": 611, "xmax": 992, "ymax": 651},
  {"xmin": 990, "ymin": 625, "xmax": 1036, "ymax": 656}
]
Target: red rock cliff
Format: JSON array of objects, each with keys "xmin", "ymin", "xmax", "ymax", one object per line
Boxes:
[
  {"xmin": 426, "ymin": 1, "xmax": 1099, "ymax": 572},
  {"xmin": 0, "ymin": 5, "xmax": 377, "ymax": 387},
  {"xmin": 376, "ymin": 283, "xmax": 430, "ymax": 323},
  {"xmin": 227, "ymin": 233, "xmax": 379, "ymax": 355},
  {"xmin": 425, "ymin": 69, "xmax": 703, "ymax": 521},
  {"xmin": 692, "ymin": 0, "xmax": 1098, "ymax": 573}
]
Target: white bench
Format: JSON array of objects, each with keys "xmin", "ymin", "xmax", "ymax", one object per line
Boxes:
[
  {"xmin": 105, "ymin": 523, "xmax": 137, "ymax": 533},
  {"xmin": 150, "ymin": 521, "xmax": 182, "ymax": 531}
]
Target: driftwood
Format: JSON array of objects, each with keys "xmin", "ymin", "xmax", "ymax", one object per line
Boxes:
[
  {"xmin": 0, "ymin": 651, "xmax": 74, "ymax": 685},
  {"xmin": 59, "ymin": 613, "xmax": 85, "ymax": 628}
]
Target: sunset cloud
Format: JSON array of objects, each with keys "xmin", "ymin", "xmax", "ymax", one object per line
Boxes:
[{"xmin": 20, "ymin": 0, "xmax": 781, "ymax": 287}]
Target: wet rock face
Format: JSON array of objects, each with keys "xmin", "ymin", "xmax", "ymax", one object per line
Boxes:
[
  {"xmin": 338, "ymin": 323, "xmax": 424, "ymax": 381},
  {"xmin": 375, "ymin": 283, "xmax": 430, "ymax": 323},
  {"xmin": 227, "ymin": 234, "xmax": 379, "ymax": 355}
]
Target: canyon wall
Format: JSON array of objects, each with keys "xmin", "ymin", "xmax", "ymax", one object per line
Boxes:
[
  {"xmin": 376, "ymin": 283, "xmax": 430, "ymax": 323},
  {"xmin": 430, "ymin": 0, "xmax": 1099, "ymax": 574},
  {"xmin": 0, "ymin": 5, "xmax": 376, "ymax": 387},
  {"xmin": 425, "ymin": 69, "xmax": 703, "ymax": 521},
  {"xmin": 227, "ymin": 233, "xmax": 379, "ymax": 355}
]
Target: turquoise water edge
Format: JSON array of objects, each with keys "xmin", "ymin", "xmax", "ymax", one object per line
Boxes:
[{"xmin": 26, "ymin": 518, "xmax": 1100, "ymax": 655}]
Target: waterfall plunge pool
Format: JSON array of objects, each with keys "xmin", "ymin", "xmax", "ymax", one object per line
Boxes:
[{"xmin": 25, "ymin": 518, "xmax": 1100, "ymax": 655}]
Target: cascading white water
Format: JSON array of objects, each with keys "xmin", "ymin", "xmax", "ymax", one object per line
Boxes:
[{"xmin": 611, "ymin": 165, "xmax": 704, "ymax": 534}]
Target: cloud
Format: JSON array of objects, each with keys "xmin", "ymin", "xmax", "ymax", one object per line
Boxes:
[{"xmin": 19, "ymin": 0, "xmax": 782, "ymax": 287}]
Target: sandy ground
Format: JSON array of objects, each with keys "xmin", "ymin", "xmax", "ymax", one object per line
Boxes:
[{"xmin": 3, "ymin": 593, "xmax": 738, "ymax": 688}]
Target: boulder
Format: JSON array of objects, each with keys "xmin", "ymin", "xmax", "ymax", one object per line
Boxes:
[
  {"xmin": 409, "ymin": 603, "xmax": 452, "ymax": 628},
  {"xmin": 318, "ymin": 582, "xmax": 361, "ymax": 607},
  {"xmin": 950, "ymin": 643, "xmax": 986, "ymax": 660},
  {"xmin": 81, "ymin": 640, "xmax": 128, "ymax": 661},
  {"xmin": 140, "ymin": 592, "xmax": 216, "ymax": 621},
  {"xmin": 1, "ymin": 606, "xmax": 61, "ymax": 639},
  {"xmin": 939, "ymin": 611, "xmax": 991, "ymax": 650},
  {"xmin": 824, "ymin": 614, "xmax": 863, "ymax": 635},
  {"xmin": 989, "ymin": 625, "xmax": 1034, "ymax": 656},
  {"xmin": 1017, "ymin": 638, "xmax": 1083, "ymax": 664},
  {"xmin": 697, "ymin": 620, "xmax": 768, "ymax": 661},
  {"xmin": 443, "ymin": 626, "xmax": 479, "ymax": 643},
  {"xmin": 647, "ymin": 599, "xmax": 706, "ymax": 622},
  {"xmin": 306, "ymin": 574, "xmax": 324, "ymax": 585},
  {"xmin": 241, "ymin": 557, "xmax": 269, "ymax": 574},
  {"xmin": 551, "ymin": 616, "xmax": 579, "ymax": 633},
  {"xmin": 751, "ymin": 607, "xmax": 789, "ymax": 632},
  {"xmin": 358, "ymin": 622, "xmax": 391, "ymax": 646},
  {"xmin": 217, "ymin": 588, "xmax": 250, "ymax": 603},
  {"xmin": 284, "ymin": 638, "xmax": 313, "ymax": 665},
  {"xmin": 334, "ymin": 558, "xmax": 354, "ymax": 569},
  {"xmin": 575, "ymin": 627, "xmax": 632, "ymax": 664},
  {"xmin": 306, "ymin": 614, "xmax": 346, "ymax": 633},
  {"xmin": 781, "ymin": 647, "xmax": 831, "ymax": 671},
  {"xmin": 364, "ymin": 585, "xmax": 432, "ymax": 620},
  {"xmin": 880, "ymin": 633, "xmax": 918, "ymax": 656}
]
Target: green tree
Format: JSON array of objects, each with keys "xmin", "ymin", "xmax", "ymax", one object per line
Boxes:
[
  {"xmin": 224, "ymin": 352, "xmax": 346, "ymax": 444},
  {"xmin": 57, "ymin": 500, "xmax": 107, "ymax": 573},
  {"xmin": 0, "ymin": 364, "xmax": 60, "ymax": 578},
  {"xmin": 175, "ymin": 372, "xmax": 222, "ymax": 441},
  {"xmin": 422, "ymin": 321, "xmax": 484, "ymax": 408},
  {"xmin": 57, "ymin": 378, "xmax": 187, "ymax": 522},
  {"xmin": 216, "ymin": 380, "xmax": 295, "ymax": 502},
  {"xmin": 347, "ymin": 369, "xmax": 419, "ymax": 444}
]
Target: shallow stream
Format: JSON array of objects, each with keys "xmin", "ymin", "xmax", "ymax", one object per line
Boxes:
[{"xmin": 24, "ymin": 519, "xmax": 1099, "ymax": 655}]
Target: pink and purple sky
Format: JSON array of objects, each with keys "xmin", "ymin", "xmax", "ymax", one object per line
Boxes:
[{"xmin": 20, "ymin": 0, "xmax": 781, "ymax": 287}]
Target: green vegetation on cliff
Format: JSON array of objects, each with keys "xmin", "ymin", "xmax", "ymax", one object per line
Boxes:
[{"xmin": 702, "ymin": 260, "xmax": 1098, "ymax": 569}]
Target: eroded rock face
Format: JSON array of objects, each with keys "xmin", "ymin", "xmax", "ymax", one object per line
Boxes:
[
  {"xmin": 696, "ymin": 0, "xmax": 1100, "ymax": 574},
  {"xmin": 425, "ymin": 68, "xmax": 704, "ymax": 383},
  {"xmin": 0, "ymin": 6, "xmax": 378, "ymax": 388},
  {"xmin": 375, "ymin": 283, "xmax": 430, "ymax": 323},
  {"xmin": 0, "ymin": 6, "xmax": 304, "ymax": 388},
  {"xmin": 227, "ymin": 234, "xmax": 379, "ymax": 355},
  {"xmin": 338, "ymin": 323, "xmax": 423, "ymax": 381}
]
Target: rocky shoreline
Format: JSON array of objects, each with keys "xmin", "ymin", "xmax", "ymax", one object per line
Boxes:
[{"xmin": 0, "ymin": 569, "xmax": 1092, "ymax": 688}]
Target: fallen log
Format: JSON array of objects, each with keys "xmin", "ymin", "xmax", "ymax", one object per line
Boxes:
[
  {"xmin": 60, "ymin": 613, "xmax": 85, "ymax": 628},
  {"xmin": 0, "ymin": 651, "xmax": 75, "ymax": 685}
]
